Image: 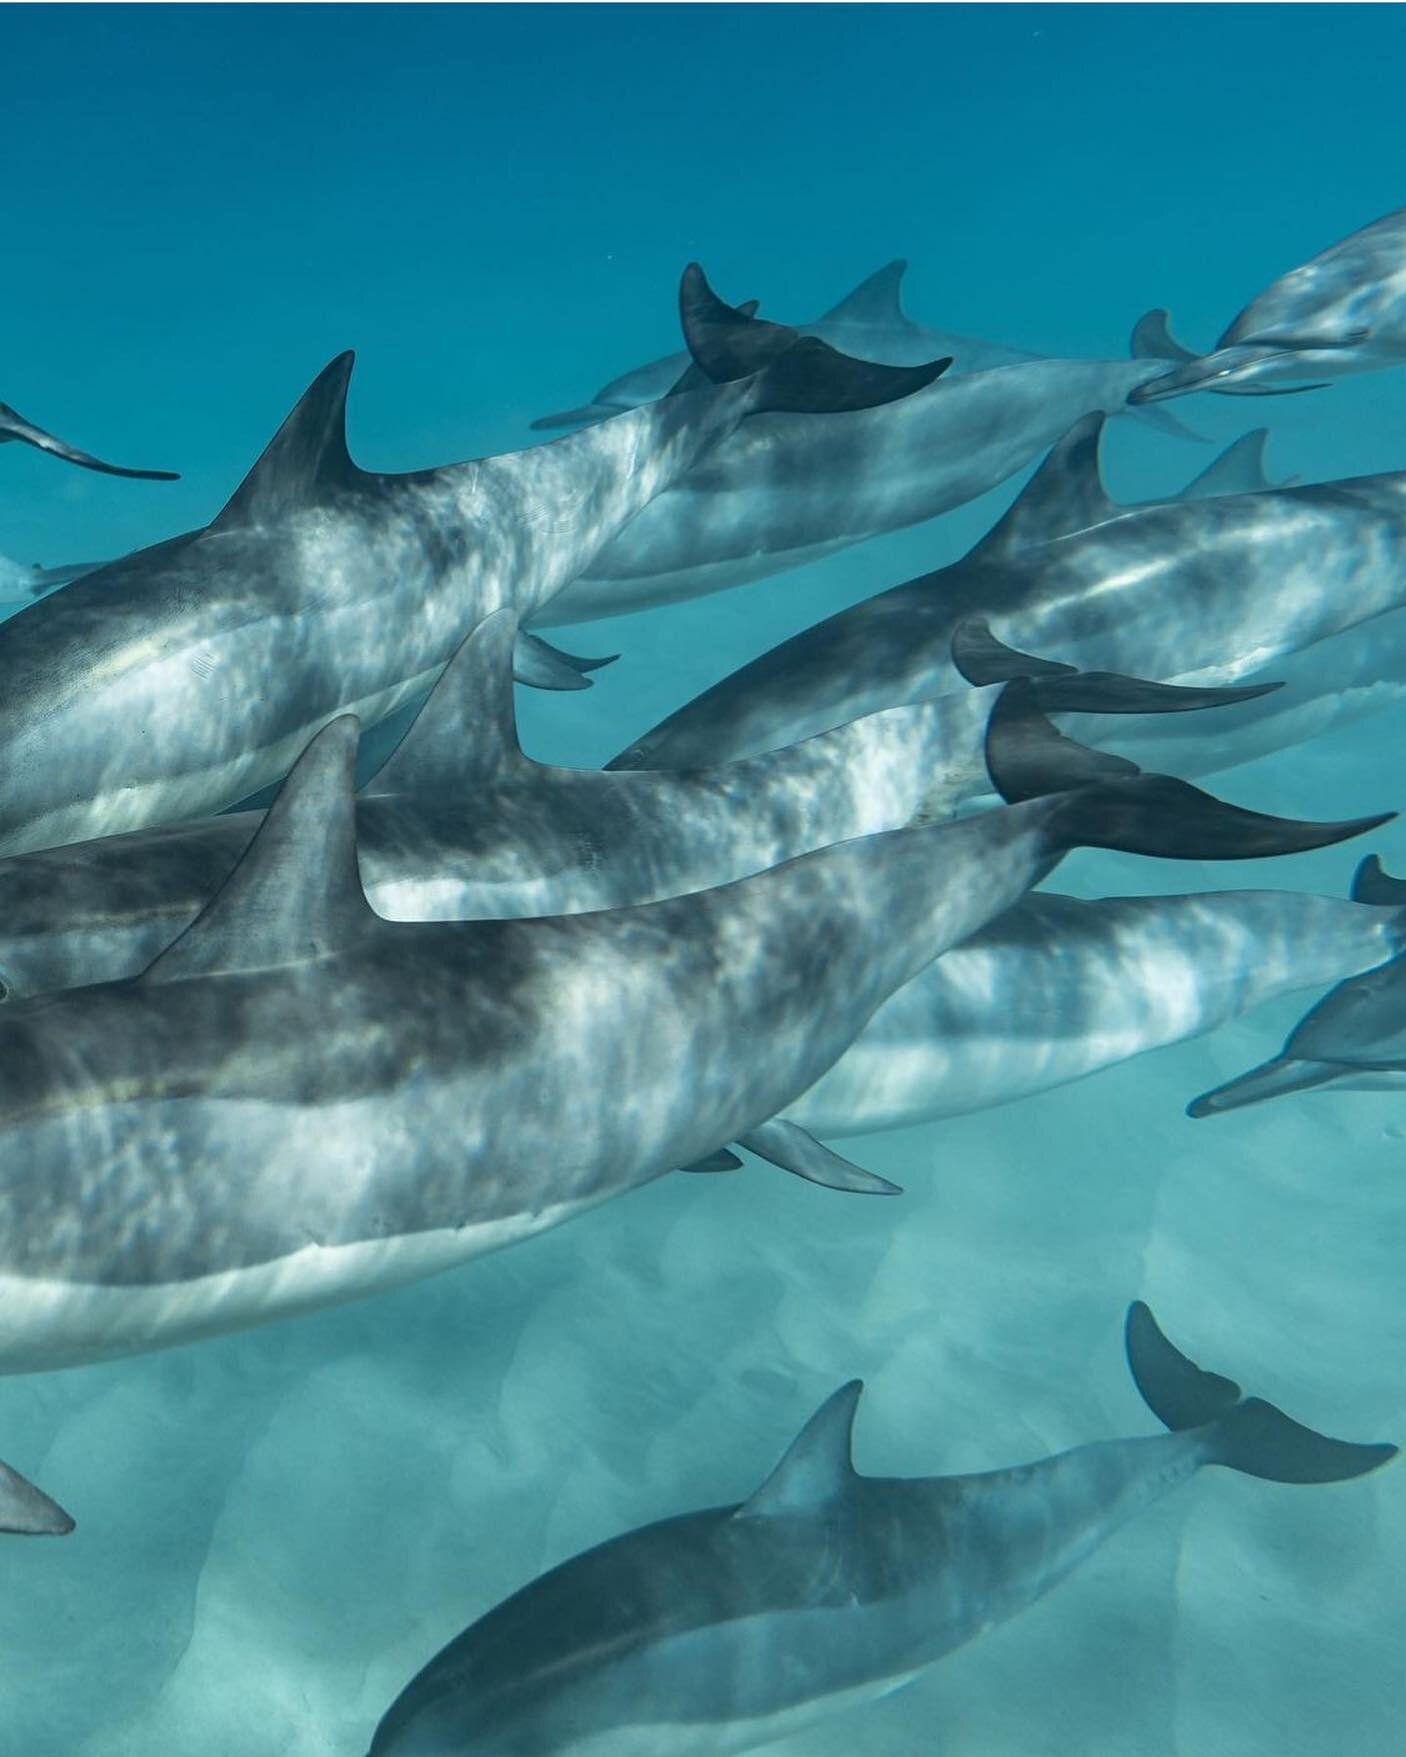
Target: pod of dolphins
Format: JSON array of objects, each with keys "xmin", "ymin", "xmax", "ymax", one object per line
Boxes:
[{"xmin": 3, "ymin": 207, "xmax": 1405, "ymax": 1755}]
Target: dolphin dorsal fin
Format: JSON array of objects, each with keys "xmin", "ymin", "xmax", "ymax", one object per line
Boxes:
[
  {"xmin": 818, "ymin": 260, "xmax": 910, "ymax": 327},
  {"xmin": 214, "ymin": 353, "xmax": 362, "ymax": 528},
  {"xmin": 1175, "ymin": 429, "xmax": 1291, "ymax": 500},
  {"xmin": 144, "ymin": 717, "xmax": 375, "ymax": 983},
  {"xmin": 736, "ymin": 1382, "xmax": 864, "ymax": 1520},
  {"xmin": 364, "ymin": 609, "xmax": 531, "ymax": 798},
  {"xmin": 971, "ymin": 413, "xmax": 1119, "ymax": 562}
]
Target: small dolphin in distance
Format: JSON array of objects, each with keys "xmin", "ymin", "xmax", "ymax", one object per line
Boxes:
[{"xmin": 366, "ymin": 1303, "xmax": 1394, "ymax": 1757}]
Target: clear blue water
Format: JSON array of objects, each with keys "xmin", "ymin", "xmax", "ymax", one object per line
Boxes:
[{"xmin": 2, "ymin": 5, "xmax": 1403, "ymax": 1753}]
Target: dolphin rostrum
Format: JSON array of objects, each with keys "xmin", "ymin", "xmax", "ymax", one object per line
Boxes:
[
  {"xmin": 605, "ymin": 412, "xmax": 1406, "ymax": 771},
  {"xmin": 0, "ymin": 686, "xmax": 1382, "ymax": 1373},
  {"xmin": 0, "ymin": 269, "xmax": 946, "ymax": 858},
  {"xmin": 0, "ymin": 1457, "xmax": 74, "ymax": 1535},
  {"xmin": 1189, "ymin": 855, "xmax": 1406, "ymax": 1116},
  {"xmin": 1132, "ymin": 204, "xmax": 1406, "ymax": 401},
  {"xmin": 0, "ymin": 399, "xmax": 177, "ymax": 481},
  {"xmin": 0, "ymin": 609, "xmax": 1270, "ymax": 1001},
  {"xmin": 366, "ymin": 1303, "xmax": 1395, "ymax": 1757}
]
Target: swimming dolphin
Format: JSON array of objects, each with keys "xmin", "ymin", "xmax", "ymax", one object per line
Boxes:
[
  {"xmin": 604, "ymin": 412, "xmax": 1406, "ymax": 770},
  {"xmin": 0, "ymin": 610, "xmax": 1267, "ymax": 1001},
  {"xmin": 787, "ymin": 883, "xmax": 1406, "ymax": 1138},
  {"xmin": 0, "ymin": 686, "xmax": 1380, "ymax": 1373},
  {"xmin": 0, "ymin": 399, "xmax": 177, "ymax": 481},
  {"xmin": 1130, "ymin": 205, "xmax": 1406, "ymax": 401},
  {"xmin": 0, "ymin": 269, "xmax": 946, "ymax": 858},
  {"xmin": 1189, "ymin": 856, "xmax": 1406, "ymax": 1115},
  {"xmin": 529, "ymin": 261, "xmax": 1038, "ymax": 429},
  {"xmin": 0, "ymin": 1457, "xmax": 73, "ymax": 1536},
  {"xmin": 366, "ymin": 1302, "xmax": 1394, "ymax": 1757},
  {"xmin": 536, "ymin": 351, "xmax": 1207, "ymax": 628}
]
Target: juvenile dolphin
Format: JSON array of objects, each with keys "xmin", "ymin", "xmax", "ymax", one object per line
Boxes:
[
  {"xmin": 0, "ymin": 269, "xmax": 946, "ymax": 857},
  {"xmin": 606, "ymin": 412, "xmax": 1406, "ymax": 770},
  {"xmin": 0, "ymin": 399, "xmax": 177, "ymax": 481},
  {"xmin": 0, "ymin": 689, "xmax": 1380, "ymax": 1373},
  {"xmin": 1190, "ymin": 856, "xmax": 1406, "ymax": 1115},
  {"xmin": 787, "ymin": 884, "xmax": 1406, "ymax": 1138},
  {"xmin": 0, "ymin": 610, "xmax": 1265, "ymax": 1000},
  {"xmin": 0, "ymin": 1457, "xmax": 73, "ymax": 1536},
  {"xmin": 1132, "ymin": 205, "xmax": 1406, "ymax": 400},
  {"xmin": 366, "ymin": 1303, "xmax": 1394, "ymax": 1757},
  {"xmin": 529, "ymin": 261, "xmax": 1038, "ymax": 429}
]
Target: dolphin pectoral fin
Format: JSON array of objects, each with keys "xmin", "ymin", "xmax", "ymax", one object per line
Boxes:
[
  {"xmin": 0, "ymin": 1458, "xmax": 75, "ymax": 1536},
  {"xmin": 0, "ymin": 401, "xmax": 179, "ymax": 481},
  {"xmin": 737, "ymin": 1380, "xmax": 864, "ymax": 1520},
  {"xmin": 679, "ymin": 1150, "xmax": 744, "ymax": 1174},
  {"xmin": 528, "ymin": 403, "xmax": 620, "ymax": 431},
  {"xmin": 1186, "ymin": 1054, "xmax": 1349, "ymax": 1117},
  {"xmin": 1125, "ymin": 1302, "xmax": 1396, "ymax": 1484},
  {"xmin": 1124, "ymin": 402, "xmax": 1210, "ymax": 443},
  {"xmin": 1239, "ymin": 327, "xmax": 1372, "ymax": 352},
  {"xmin": 1208, "ymin": 380, "xmax": 1330, "ymax": 398},
  {"xmin": 513, "ymin": 630, "xmax": 619, "ymax": 691},
  {"xmin": 951, "ymin": 617, "xmax": 1078, "ymax": 686},
  {"xmin": 1351, "ymin": 854, "xmax": 1406, "ymax": 905},
  {"xmin": 1032, "ymin": 671, "xmax": 1281, "ymax": 715},
  {"xmin": 738, "ymin": 1119, "xmax": 902, "ymax": 1196}
]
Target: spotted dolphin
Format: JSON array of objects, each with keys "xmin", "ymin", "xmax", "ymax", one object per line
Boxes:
[
  {"xmin": 0, "ymin": 399, "xmax": 177, "ymax": 481},
  {"xmin": 366, "ymin": 1303, "xmax": 1394, "ymax": 1757},
  {"xmin": 0, "ymin": 269, "xmax": 946, "ymax": 858},
  {"xmin": 0, "ymin": 610, "xmax": 1266, "ymax": 1001},
  {"xmin": 0, "ymin": 1457, "xmax": 73, "ymax": 1535},
  {"xmin": 605, "ymin": 413, "xmax": 1406, "ymax": 770},
  {"xmin": 787, "ymin": 883, "xmax": 1406, "ymax": 1139},
  {"xmin": 529, "ymin": 260, "xmax": 1038, "ymax": 429},
  {"xmin": 1190, "ymin": 856, "xmax": 1406, "ymax": 1115},
  {"xmin": 0, "ymin": 687, "xmax": 1380, "ymax": 1373},
  {"xmin": 1133, "ymin": 204, "xmax": 1406, "ymax": 400}
]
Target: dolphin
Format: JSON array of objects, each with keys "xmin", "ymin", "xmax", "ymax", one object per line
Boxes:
[
  {"xmin": 536, "ymin": 353, "xmax": 1208, "ymax": 628},
  {"xmin": 0, "ymin": 684, "xmax": 1381, "ymax": 1374},
  {"xmin": 1189, "ymin": 856, "xmax": 1406, "ymax": 1115},
  {"xmin": 529, "ymin": 261, "xmax": 1040, "ymax": 429},
  {"xmin": 0, "ymin": 399, "xmax": 177, "ymax": 481},
  {"xmin": 786, "ymin": 883, "xmax": 1406, "ymax": 1138},
  {"xmin": 0, "ymin": 609, "xmax": 1269, "ymax": 1001},
  {"xmin": 604, "ymin": 412, "xmax": 1406, "ymax": 770},
  {"xmin": 1131, "ymin": 205, "xmax": 1406, "ymax": 400},
  {"xmin": 0, "ymin": 269, "xmax": 946, "ymax": 858},
  {"xmin": 0, "ymin": 1457, "xmax": 73, "ymax": 1536},
  {"xmin": 366, "ymin": 1302, "xmax": 1394, "ymax": 1757}
]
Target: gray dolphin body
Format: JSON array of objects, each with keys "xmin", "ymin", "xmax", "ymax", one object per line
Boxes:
[
  {"xmin": 0, "ymin": 610, "xmax": 1264, "ymax": 1001},
  {"xmin": 367, "ymin": 1304, "xmax": 1394, "ymax": 1757},
  {"xmin": 0, "ymin": 274, "xmax": 944, "ymax": 858},
  {"xmin": 1190, "ymin": 857, "xmax": 1406, "ymax": 1115},
  {"xmin": 607, "ymin": 415, "xmax": 1406, "ymax": 771},
  {"xmin": 538, "ymin": 356, "xmax": 1197, "ymax": 628},
  {"xmin": 786, "ymin": 886, "xmax": 1406, "ymax": 1138},
  {"xmin": 0, "ymin": 399, "xmax": 177, "ymax": 481},
  {"xmin": 529, "ymin": 260, "xmax": 1037, "ymax": 429},
  {"xmin": 0, "ymin": 688, "xmax": 1378, "ymax": 1374},
  {"xmin": 0, "ymin": 1457, "xmax": 73, "ymax": 1535}
]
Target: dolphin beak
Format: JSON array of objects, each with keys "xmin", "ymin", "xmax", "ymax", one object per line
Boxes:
[{"xmin": 1187, "ymin": 1054, "xmax": 1347, "ymax": 1117}]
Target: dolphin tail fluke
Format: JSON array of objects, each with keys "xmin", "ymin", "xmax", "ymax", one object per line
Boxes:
[
  {"xmin": 677, "ymin": 264, "xmax": 950, "ymax": 414},
  {"xmin": 0, "ymin": 1458, "xmax": 75, "ymax": 1536},
  {"xmin": 1125, "ymin": 1302, "xmax": 1395, "ymax": 1484},
  {"xmin": 1186, "ymin": 1054, "xmax": 1346, "ymax": 1117},
  {"xmin": 986, "ymin": 680, "xmax": 1393, "ymax": 860}
]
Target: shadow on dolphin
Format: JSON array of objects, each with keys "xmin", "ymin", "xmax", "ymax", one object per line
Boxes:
[
  {"xmin": 366, "ymin": 1302, "xmax": 1394, "ymax": 1757},
  {"xmin": 1189, "ymin": 854, "xmax": 1406, "ymax": 1116},
  {"xmin": 0, "ymin": 1456, "xmax": 73, "ymax": 1535},
  {"xmin": 0, "ymin": 399, "xmax": 178, "ymax": 480}
]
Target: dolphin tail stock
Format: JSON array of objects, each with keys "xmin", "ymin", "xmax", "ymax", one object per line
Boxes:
[
  {"xmin": 985, "ymin": 679, "xmax": 1394, "ymax": 862},
  {"xmin": 675, "ymin": 264, "xmax": 951, "ymax": 415},
  {"xmin": 0, "ymin": 1457, "xmax": 75, "ymax": 1536},
  {"xmin": 1125, "ymin": 1302, "xmax": 1395, "ymax": 1484}
]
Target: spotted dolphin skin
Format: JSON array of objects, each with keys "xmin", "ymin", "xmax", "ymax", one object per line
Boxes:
[
  {"xmin": 0, "ymin": 689, "xmax": 1381, "ymax": 1374},
  {"xmin": 1190, "ymin": 857, "xmax": 1406, "ymax": 1116},
  {"xmin": 366, "ymin": 1304, "xmax": 1394, "ymax": 1757},
  {"xmin": 0, "ymin": 610, "xmax": 1268, "ymax": 1000},
  {"xmin": 0, "ymin": 269, "xmax": 946, "ymax": 858},
  {"xmin": 529, "ymin": 260, "xmax": 1038, "ymax": 429},
  {"xmin": 1132, "ymin": 205, "xmax": 1406, "ymax": 400},
  {"xmin": 0, "ymin": 1457, "xmax": 73, "ymax": 1536},
  {"xmin": 606, "ymin": 412, "xmax": 1406, "ymax": 771},
  {"xmin": 0, "ymin": 399, "xmax": 177, "ymax": 481}
]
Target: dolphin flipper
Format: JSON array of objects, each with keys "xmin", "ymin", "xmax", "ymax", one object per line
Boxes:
[
  {"xmin": 1126, "ymin": 1303, "xmax": 1396, "ymax": 1484},
  {"xmin": 0, "ymin": 1458, "xmax": 75, "ymax": 1535},
  {"xmin": 738, "ymin": 1118, "xmax": 902, "ymax": 1196},
  {"xmin": 679, "ymin": 1150, "xmax": 745, "ymax": 1174},
  {"xmin": 0, "ymin": 402, "xmax": 178, "ymax": 481}
]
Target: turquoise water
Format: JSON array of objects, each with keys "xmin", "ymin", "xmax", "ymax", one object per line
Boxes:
[{"xmin": 3, "ymin": 4, "xmax": 1404, "ymax": 1753}]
